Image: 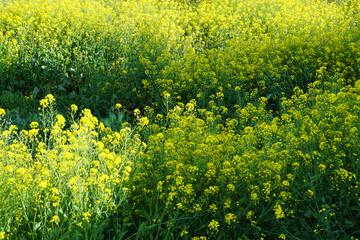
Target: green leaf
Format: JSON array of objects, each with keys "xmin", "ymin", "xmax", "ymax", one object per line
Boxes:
[
  {"xmin": 34, "ymin": 222, "xmax": 42, "ymax": 230},
  {"xmin": 242, "ymin": 234, "xmax": 250, "ymax": 240},
  {"xmin": 58, "ymin": 85, "xmax": 67, "ymax": 92},
  {"xmin": 304, "ymin": 210, "xmax": 312, "ymax": 218},
  {"xmin": 32, "ymin": 87, "xmax": 40, "ymax": 99},
  {"xmin": 343, "ymin": 219, "xmax": 355, "ymax": 228}
]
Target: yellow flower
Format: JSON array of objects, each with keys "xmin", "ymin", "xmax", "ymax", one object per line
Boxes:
[
  {"xmin": 9, "ymin": 125, "xmax": 18, "ymax": 133},
  {"xmin": 318, "ymin": 164, "xmax": 326, "ymax": 172},
  {"xmin": 124, "ymin": 165, "xmax": 132, "ymax": 173},
  {"xmin": 164, "ymin": 93, "xmax": 171, "ymax": 99},
  {"xmin": 246, "ymin": 210, "xmax": 253, "ymax": 219},
  {"xmin": 50, "ymin": 215, "xmax": 60, "ymax": 225},
  {"xmin": 46, "ymin": 94, "xmax": 55, "ymax": 103},
  {"xmin": 30, "ymin": 121, "xmax": 39, "ymax": 129},
  {"xmin": 208, "ymin": 220, "xmax": 219, "ymax": 232},
  {"xmin": 180, "ymin": 230, "xmax": 188, "ymax": 237},
  {"xmin": 274, "ymin": 204, "xmax": 285, "ymax": 219},
  {"xmin": 279, "ymin": 234, "xmax": 286, "ymax": 239},
  {"xmin": 40, "ymin": 94, "xmax": 56, "ymax": 108},
  {"xmin": 134, "ymin": 109, "xmax": 141, "ymax": 117},
  {"xmin": 115, "ymin": 103, "xmax": 122, "ymax": 111},
  {"xmin": 227, "ymin": 183, "xmax": 235, "ymax": 192},
  {"xmin": 286, "ymin": 174, "xmax": 294, "ymax": 181},
  {"xmin": 192, "ymin": 237, "xmax": 207, "ymax": 240},
  {"xmin": 193, "ymin": 204, "xmax": 201, "ymax": 212},
  {"xmin": 29, "ymin": 128, "xmax": 39, "ymax": 137},
  {"xmin": 82, "ymin": 211, "xmax": 92, "ymax": 221},
  {"xmin": 138, "ymin": 117, "xmax": 149, "ymax": 127},
  {"xmin": 224, "ymin": 198, "xmax": 231, "ymax": 209},
  {"xmin": 282, "ymin": 180, "xmax": 290, "ymax": 187},
  {"xmin": 0, "ymin": 108, "xmax": 5, "ymax": 117},
  {"xmin": 71, "ymin": 104, "xmax": 78, "ymax": 113},
  {"xmin": 225, "ymin": 213, "xmax": 237, "ymax": 225},
  {"xmin": 209, "ymin": 204, "xmax": 217, "ymax": 213},
  {"xmin": 68, "ymin": 177, "xmax": 77, "ymax": 185},
  {"xmin": 0, "ymin": 232, "xmax": 5, "ymax": 240},
  {"xmin": 292, "ymin": 162, "xmax": 299, "ymax": 169},
  {"xmin": 39, "ymin": 180, "xmax": 48, "ymax": 189},
  {"xmin": 251, "ymin": 192, "xmax": 258, "ymax": 201},
  {"xmin": 306, "ymin": 190, "xmax": 314, "ymax": 198}
]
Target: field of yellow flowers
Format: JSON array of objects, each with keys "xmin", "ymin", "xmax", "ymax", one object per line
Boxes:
[{"xmin": 1, "ymin": 0, "xmax": 360, "ymax": 239}]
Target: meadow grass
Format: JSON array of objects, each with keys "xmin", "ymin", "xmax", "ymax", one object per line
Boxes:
[{"xmin": 0, "ymin": 0, "xmax": 360, "ymax": 239}]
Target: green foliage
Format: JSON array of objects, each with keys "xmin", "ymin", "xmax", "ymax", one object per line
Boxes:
[
  {"xmin": 1, "ymin": 0, "xmax": 360, "ymax": 239},
  {"xmin": 0, "ymin": 95, "xmax": 143, "ymax": 239},
  {"xmin": 127, "ymin": 80, "xmax": 360, "ymax": 239},
  {"xmin": 1, "ymin": 0, "xmax": 360, "ymax": 117}
]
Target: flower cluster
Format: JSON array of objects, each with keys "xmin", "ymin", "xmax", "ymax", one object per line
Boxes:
[
  {"xmin": 0, "ymin": 0, "xmax": 359, "ymax": 113},
  {"xmin": 1, "ymin": 0, "xmax": 360, "ymax": 239},
  {"xmin": 129, "ymin": 80, "xmax": 360, "ymax": 239},
  {"xmin": 0, "ymin": 96, "xmax": 143, "ymax": 239}
]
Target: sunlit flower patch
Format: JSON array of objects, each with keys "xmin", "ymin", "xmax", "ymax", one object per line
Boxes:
[{"xmin": 0, "ymin": 0, "xmax": 360, "ymax": 239}]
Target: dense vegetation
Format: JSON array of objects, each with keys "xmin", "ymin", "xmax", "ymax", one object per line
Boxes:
[{"xmin": 1, "ymin": 0, "xmax": 360, "ymax": 239}]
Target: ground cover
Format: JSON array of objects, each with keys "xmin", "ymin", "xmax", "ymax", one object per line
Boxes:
[{"xmin": 0, "ymin": 0, "xmax": 360, "ymax": 239}]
